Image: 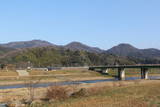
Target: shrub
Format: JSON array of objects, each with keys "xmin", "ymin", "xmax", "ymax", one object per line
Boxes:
[
  {"xmin": 46, "ymin": 86, "xmax": 69, "ymax": 101},
  {"xmin": 71, "ymin": 88, "xmax": 88, "ymax": 98}
]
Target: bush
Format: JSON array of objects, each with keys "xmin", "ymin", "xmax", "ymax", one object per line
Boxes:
[
  {"xmin": 46, "ymin": 86, "xmax": 69, "ymax": 101},
  {"xmin": 71, "ymin": 88, "xmax": 88, "ymax": 98}
]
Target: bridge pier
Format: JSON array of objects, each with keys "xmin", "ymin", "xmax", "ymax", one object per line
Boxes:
[
  {"xmin": 102, "ymin": 69, "xmax": 109, "ymax": 74},
  {"xmin": 141, "ymin": 68, "xmax": 149, "ymax": 79},
  {"xmin": 118, "ymin": 68, "xmax": 125, "ymax": 80},
  {"xmin": 89, "ymin": 65, "xmax": 159, "ymax": 81}
]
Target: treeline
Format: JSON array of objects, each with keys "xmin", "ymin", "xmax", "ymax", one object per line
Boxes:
[{"xmin": 0, "ymin": 47, "xmax": 135, "ymax": 68}]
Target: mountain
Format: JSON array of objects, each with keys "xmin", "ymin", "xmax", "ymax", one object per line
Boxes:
[
  {"xmin": 1, "ymin": 40, "xmax": 160, "ymax": 64},
  {"xmin": 1, "ymin": 40, "xmax": 55, "ymax": 49},
  {"xmin": 1, "ymin": 40, "xmax": 160, "ymax": 65},
  {"xmin": 0, "ymin": 46, "xmax": 15, "ymax": 56},
  {"xmin": 141, "ymin": 48, "xmax": 160, "ymax": 58},
  {"xmin": 1, "ymin": 40, "xmax": 104, "ymax": 53},
  {"xmin": 106, "ymin": 43, "xmax": 139, "ymax": 56},
  {"xmin": 64, "ymin": 42, "xmax": 104, "ymax": 53},
  {"xmin": 105, "ymin": 43, "xmax": 160, "ymax": 63},
  {"xmin": 0, "ymin": 46, "xmax": 135, "ymax": 67},
  {"xmin": 129, "ymin": 48, "xmax": 160, "ymax": 59}
]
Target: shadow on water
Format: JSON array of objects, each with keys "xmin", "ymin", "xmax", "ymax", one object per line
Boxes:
[{"xmin": 0, "ymin": 76, "xmax": 160, "ymax": 89}]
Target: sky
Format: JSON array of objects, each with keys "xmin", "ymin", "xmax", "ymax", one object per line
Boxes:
[{"xmin": 0, "ymin": 0, "xmax": 160, "ymax": 49}]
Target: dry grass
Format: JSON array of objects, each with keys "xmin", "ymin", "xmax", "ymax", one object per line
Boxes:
[
  {"xmin": 28, "ymin": 69, "xmax": 103, "ymax": 80},
  {"xmin": 1, "ymin": 68, "xmax": 160, "ymax": 107},
  {"xmin": 33, "ymin": 80, "xmax": 160, "ymax": 107},
  {"xmin": 46, "ymin": 86, "xmax": 70, "ymax": 101},
  {"xmin": 1, "ymin": 80, "xmax": 160, "ymax": 107},
  {"xmin": 29, "ymin": 70, "xmax": 48, "ymax": 75},
  {"xmin": 29, "ymin": 69, "xmax": 90, "ymax": 75},
  {"xmin": 0, "ymin": 69, "xmax": 106, "ymax": 85},
  {"xmin": 0, "ymin": 71, "xmax": 18, "ymax": 76}
]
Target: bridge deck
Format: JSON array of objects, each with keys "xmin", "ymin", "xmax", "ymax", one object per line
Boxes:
[{"xmin": 89, "ymin": 65, "xmax": 160, "ymax": 70}]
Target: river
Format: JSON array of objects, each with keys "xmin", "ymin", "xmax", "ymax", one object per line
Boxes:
[{"xmin": 0, "ymin": 76, "xmax": 160, "ymax": 89}]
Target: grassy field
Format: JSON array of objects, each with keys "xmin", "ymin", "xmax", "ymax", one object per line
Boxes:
[
  {"xmin": 0, "ymin": 68, "xmax": 160, "ymax": 85},
  {"xmin": 0, "ymin": 68, "xmax": 160, "ymax": 107},
  {"xmin": 0, "ymin": 68, "xmax": 160, "ymax": 78},
  {"xmin": 0, "ymin": 69, "xmax": 109, "ymax": 86},
  {"xmin": 30, "ymin": 80, "xmax": 160, "ymax": 107},
  {"xmin": 1, "ymin": 79, "xmax": 160, "ymax": 107}
]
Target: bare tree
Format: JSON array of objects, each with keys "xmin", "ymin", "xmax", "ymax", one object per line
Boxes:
[{"xmin": 24, "ymin": 77, "xmax": 41, "ymax": 103}]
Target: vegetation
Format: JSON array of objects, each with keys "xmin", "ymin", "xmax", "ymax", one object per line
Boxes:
[
  {"xmin": 24, "ymin": 81, "xmax": 160, "ymax": 107},
  {"xmin": 46, "ymin": 86, "xmax": 70, "ymax": 101},
  {"xmin": 0, "ymin": 47, "xmax": 135, "ymax": 68},
  {"xmin": 0, "ymin": 68, "xmax": 160, "ymax": 107},
  {"xmin": 1, "ymin": 40, "xmax": 160, "ymax": 68},
  {"xmin": 106, "ymin": 43, "xmax": 160, "ymax": 64},
  {"xmin": 0, "ymin": 46, "xmax": 15, "ymax": 55}
]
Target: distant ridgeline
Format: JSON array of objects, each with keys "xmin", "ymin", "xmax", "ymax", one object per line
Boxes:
[
  {"xmin": 0, "ymin": 40, "xmax": 160, "ymax": 68},
  {"xmin": 0, "ymin": 47, "xmax": 134, "ymax": 68}
]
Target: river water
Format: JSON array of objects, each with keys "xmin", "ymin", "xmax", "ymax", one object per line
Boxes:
[{"xmin": 0, "ymin": 76, "xmax": 160, "ymax": 89}]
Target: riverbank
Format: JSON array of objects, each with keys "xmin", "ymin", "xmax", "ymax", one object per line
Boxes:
[
  {"xmin": 0, "ymin": 68, "xmax": 160, "ymax": 87},
  {"xmin": 49, "ymin": 80, "xmax": 160, "ymax": 107},
  {"xmin": 1, "ymin": 79, "xmax": 160, "ymax": 107},
  {"xmin": 0, "ymin": 69, "xmax": 160, "ymax": 107}
]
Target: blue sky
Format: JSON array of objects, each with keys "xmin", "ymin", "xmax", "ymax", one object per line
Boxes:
[{"xmin": 0, "ymin": 0, "xmax": 160, "ymax": 49}]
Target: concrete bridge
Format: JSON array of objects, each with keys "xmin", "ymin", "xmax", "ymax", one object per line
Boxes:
[{"xmin": 89, "ymin": 65, "xmax": 160, "ymax": 80}]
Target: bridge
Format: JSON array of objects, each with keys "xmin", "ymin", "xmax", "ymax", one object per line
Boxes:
[{"xmin": 89, "ymin": 65, "xmax": 160, "ymax": 80}]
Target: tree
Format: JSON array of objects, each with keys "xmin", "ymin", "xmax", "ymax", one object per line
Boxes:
[{"xmin": 0, "ymin": 64, "xmax": 6, "ymax": 70}]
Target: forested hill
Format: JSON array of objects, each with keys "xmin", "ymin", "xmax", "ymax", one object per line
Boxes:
[
  {"xmin": 1, "ymin": 40, "xmax": 56, "ymax": 49},
  {"xmin": 0, "ymin": 47, "xmax": 135, "ymax": 67},
  {"xmin": 64, "ymin": 42, "xmax": 104, "ymax": 53},
  {"xmin": 1, "ymin": 40, "xmax": 160, "ymax": 67},
  {"xmin": 105, "ymin": 44, "xmax": 160, "ymax": 64},
  {"xmin": 1, "ymin": 40, "xmax": 104, "ymax": 53},
  {"xmin": 0, "ymin": 46, "xmax": 15, "ymax": 56}
]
